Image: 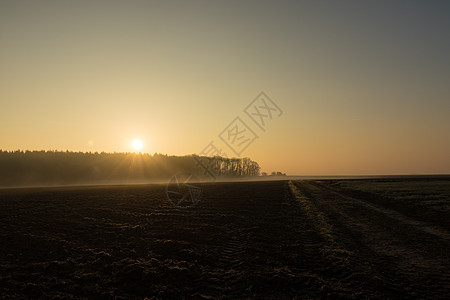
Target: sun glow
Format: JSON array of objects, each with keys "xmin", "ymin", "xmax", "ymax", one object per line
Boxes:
[{"xmin": 132, "ymin": 139, "xmax": 143, "ymax": 151}]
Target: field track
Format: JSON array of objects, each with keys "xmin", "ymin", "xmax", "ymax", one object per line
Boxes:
[
  {"xmin": 290, "ymin": 180, "xmax": 450, "ymax": 298},
  {"xmin": 1, "ymin": 180, "xmax": 449, "ymax": 298}
]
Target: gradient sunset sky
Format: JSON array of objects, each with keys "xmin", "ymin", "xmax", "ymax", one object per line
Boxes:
[{"xmin": 1, "ymin": 1, "xmax": 449, "ymax": 175}]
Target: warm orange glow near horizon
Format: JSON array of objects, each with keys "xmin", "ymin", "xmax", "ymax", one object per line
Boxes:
[{"xmin": 1, "ymin": 1, "xmax": 449, "ymax": 175}]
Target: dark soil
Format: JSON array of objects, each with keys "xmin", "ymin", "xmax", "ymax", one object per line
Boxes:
[{"xmin": 1, "ymin": 180, "xmax": 449, "ymax": 299}]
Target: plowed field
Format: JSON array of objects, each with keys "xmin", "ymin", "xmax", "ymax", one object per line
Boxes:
[{"xmin": 1, "ymin": 180, "xmax": 449, "ymax": 299}]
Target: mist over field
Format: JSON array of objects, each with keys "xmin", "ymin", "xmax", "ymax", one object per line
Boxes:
[{"xmin": 0, "ymin": 150, "xmax": 260, "ymax": 187}]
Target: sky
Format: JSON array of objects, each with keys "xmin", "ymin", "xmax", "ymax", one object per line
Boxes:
[{"xmin": 1, "ymin": 0, "xmax": 449, "ymax": 175}]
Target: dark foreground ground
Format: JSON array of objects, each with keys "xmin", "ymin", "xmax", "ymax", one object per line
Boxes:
[{"xmin": 1, "ymin": 179, "xmax": 450, "ymax": 299}]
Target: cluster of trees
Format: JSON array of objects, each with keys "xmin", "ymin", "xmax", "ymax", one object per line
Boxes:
[
  {"xmin": 0, "ymin": 150, "xmax": 260, "ymax": 187},
  {"xmin": 261, "ymin": 171, "xmax": 287, "ymax": 177},
  {"xmin": 194, "ymin": 156, "xmax": 260, "ymax": 177}
]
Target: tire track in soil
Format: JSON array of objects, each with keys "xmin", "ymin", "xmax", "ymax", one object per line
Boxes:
[
  {"xmin": 321, "ymin": 183, "xmax": 450, "ymax": 242},
  {"xmin": 188, "ymin": 181, "xmax": 294, "ymax": 299},
  {"xmin": 291, "ymin": 180, "xmax": 450, "ymax": 299},
  {"xmin": 287, "ymin": 181, "xmax": 382, "ymax": 298},
  {"xmin": 190, "ymin": 234, "xmax": 248, "ymax": 299},
  {"xmin": 166, "ymin": 182, "xmax": 253, "ymax": 299}
]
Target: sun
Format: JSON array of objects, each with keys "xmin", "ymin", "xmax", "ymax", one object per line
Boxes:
[{"xmin": 132, "ymin": 139, "xmax": 143, "ymax": 151}]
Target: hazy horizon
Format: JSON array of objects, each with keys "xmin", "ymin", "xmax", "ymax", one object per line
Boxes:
[
  {"xmin": 1, "ymin": 149, "xmax": 449, "ymax": 178},
  {"xmin": 1, "ymin": 1, "xmax": 449, "ymax": 175}
]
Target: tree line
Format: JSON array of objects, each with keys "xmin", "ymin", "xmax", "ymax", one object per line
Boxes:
[{"xmin": 0, "ymin": 150, "xmax": 260, "ymax": 187}]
